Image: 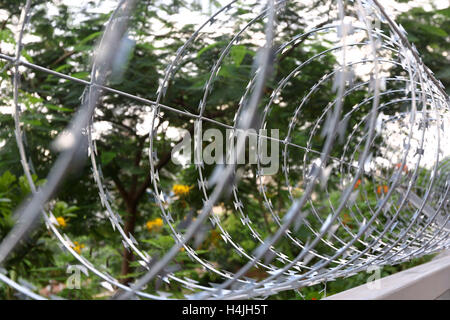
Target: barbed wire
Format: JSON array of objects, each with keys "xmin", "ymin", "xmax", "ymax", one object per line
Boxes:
[{"xmin": 0, "ymin": 0, "xmax": 449, "ymax": 300}]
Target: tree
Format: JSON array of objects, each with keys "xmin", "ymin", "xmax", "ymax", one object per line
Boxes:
[{"xmin": 397, "ymin": 5, "xmax": 450, "ymax": 94}]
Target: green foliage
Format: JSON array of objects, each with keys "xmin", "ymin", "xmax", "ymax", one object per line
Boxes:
[{"xmin": 397, "ymin": 6, "xmax": 450, "ymax": 93}]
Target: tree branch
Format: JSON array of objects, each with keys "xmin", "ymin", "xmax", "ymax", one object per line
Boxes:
[{"xmin": 110, "ymin": 172, "xmax": 130, "ymax": 204}]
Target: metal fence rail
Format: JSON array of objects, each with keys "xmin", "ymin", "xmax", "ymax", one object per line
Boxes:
[{"xmin": 326, "ymin": 251, "xmax": 450, "ymax": 299}]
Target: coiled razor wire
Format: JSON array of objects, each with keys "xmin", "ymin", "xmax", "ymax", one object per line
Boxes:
[{"xmin": 0, "ymin": 0, "xmax": 449, "ymax": 300}]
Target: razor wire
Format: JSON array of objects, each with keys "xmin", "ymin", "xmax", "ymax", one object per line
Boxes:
[{"xmin": 0, "ymin": 0, "xmax": 449, "ymax": 300}]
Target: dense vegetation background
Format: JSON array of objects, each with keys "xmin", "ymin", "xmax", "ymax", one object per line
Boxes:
[{"xmin": 0, "ymin": 0, "xmax": 448, "ymax": 299}]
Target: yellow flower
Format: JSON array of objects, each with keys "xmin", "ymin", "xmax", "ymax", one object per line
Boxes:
[
  {"xmin": 56, "ymin": 217, "xmax": 67, "ymax": 228},
  {"xmin": 153, "ymin": 218, "xmax": 163, "ymax": 227},
  {"xmin": 146, "ymin": 218, "xmax": 164, "ymax": 232},
  {"xmin": 172, "ymin": 184, "xmax": 192, "ymax": 197},
  {"xmin": 71, "ymin": 241, "xmax": 85, "ymax": 254}
]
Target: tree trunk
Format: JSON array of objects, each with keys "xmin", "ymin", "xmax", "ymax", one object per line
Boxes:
[{"xmin": 120, "ymin": 202, "xmax": 137, "ymax": 284}]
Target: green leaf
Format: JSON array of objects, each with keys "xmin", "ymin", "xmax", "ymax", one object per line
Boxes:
[
  {"xmin": 418, "ymin": 24, "xmax": 448, "ymax": 37},
  {"xmin": 71, "ymin": 72, "xmax": 90, "ymax": 80},
  {"xmin": 197, "ymin": 41, "xmax": 224, "ymax": 58},
  {"xmin": 74, "ymin": 31, "xmax": 102, "ymax": 51},
  {"xmin": 23, "ymin": 119, "xmax": 42, "ymax": 126},
  {"xmin": 54, "ymin": 64, "xmax": 71, "ymax": 73},
  {"xmin": 0, "ymin": 171, "xmax": 16, "ymax": 190},
  {"xmin": 230, "ymin": 45, "xmax": 247, "ymax": 66},
  {"xmin": 45, "ymin": 104, "xmax": 73, "ymax": 113},
  {"xmin": 218, "ymin": 65, "xmax": 231, "ymax": 78},
  {"xmin": 21, "ymin": 51, "xmax": 34, "ymax": 63},
  {"xmin": 0, "ymin": 29, "xmax": 14, "ymax": 43},
  {"xmin": 101, "ymin": 151, "xmax": 117, "ymax": 166},
  {"xmin": 438, "ymin": 7, "xmax": 450, "ymax": 18}
]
